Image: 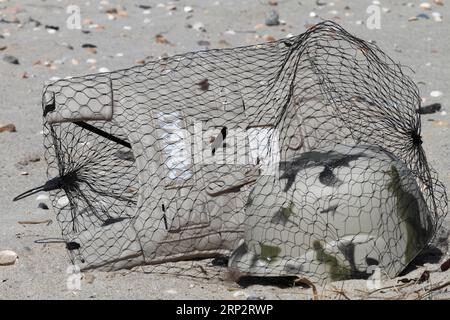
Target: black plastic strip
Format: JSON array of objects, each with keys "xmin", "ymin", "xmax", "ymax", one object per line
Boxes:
[
  {"xmin": 12, "ymin": 176, "xmax": 63, "ymax": 202},
  {"xmin": 74, "ymin": 121, "xmax": 131, "ymax": 149}
]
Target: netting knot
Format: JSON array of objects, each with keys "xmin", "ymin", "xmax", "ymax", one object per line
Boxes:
[{"xmin": 411, "ymin": 131, "xmax": 423, "ymax": 146}]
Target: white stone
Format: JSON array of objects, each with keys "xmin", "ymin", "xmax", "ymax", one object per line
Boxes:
[
  {"xmin": 430, "ymin": 90, "xmax": 443, "ymax": 98},
  {"xmin": 193, "ymin": 22, "xmax": 205, "ymax": 32},
  {"xmin": 0, "ymin": 250, "xmax": 18, "ymax": 266},
  {"xmin": 184, "ymin": 6, "xmax": 193, "ymax": 13},
  {"xmin": 309, "ymin": 11, "xmax": 317, "ymax": 18},
  {"xmin": 57, "ymin": 196, "xmax": 69, "ymax": 207},
  {"xmin": 432, "ymin": 12, "xmax": 443, "ymax": 22},
  {"xmin": 98, "ymin": 67, "xmax": 110, "ymax": 73}
]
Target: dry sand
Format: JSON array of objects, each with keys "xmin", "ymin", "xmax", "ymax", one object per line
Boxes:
[{"xmin": 0, "ymin": 0, "xmax": 449, "ymax": 299}]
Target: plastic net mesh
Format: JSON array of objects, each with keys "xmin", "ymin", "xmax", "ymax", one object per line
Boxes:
[{"xmin": 39, "ymin": 21, "xmax": 447, "ymax": 284}]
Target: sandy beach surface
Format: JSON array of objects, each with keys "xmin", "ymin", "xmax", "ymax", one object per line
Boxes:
[{"xmin": 1, "ymin": 0, "xmax": 449, "ymax": 299}]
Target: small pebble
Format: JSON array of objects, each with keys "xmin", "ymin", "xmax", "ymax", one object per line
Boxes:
[
  {"xmin": 193, "ymin": 22, "xmax": 206, "ymax": 32},
  {"xmin": 45, "ymin": 25, "xmax": 59, "ymax": 31},
  {"xmin": 432, "ymin": 12, "xmax": 443, "ymax": 21},
  {"xmin": 82, "ymin": 43, "xmax": 97, "ymax": 48},
  {"xmin": 2, "ymin": 55, "xmax": 19, "ymax": 65},
  {"xmin": 61, "ymin": 42, "xmax": 74, "ymax": 50},
  {"xmin": 218, "ymin": 39, "xmax": 231, "ymax": 47},
  {"xmin": 83, "ymin": 273, "xmax": 95, "ymax": 284},
  {"xmin": 263, "ymin": 34, "xmax": 276, "ymax": 42},
  {"xmin": 184, "ymin": 6, "xmax": 193, "ymax": 13},
  {"xmin": 137, "ymin": 4, "xmax": 152, "ymax": 10},
  {"xmin": 197, "ymin": 40, "xmax": 211, "ymax": 46},
  {"xmin": 309, "ymin": 11, "xmax": 318, "ymax": 18},
  {"xmin": 265, "ymin": 10, "xmax": 280, "ymax": 26},
  {"xmin": 417, "ymin": 13, "xmax": 430, "ymax": 19},
  {"xmin": 20, "ymin": 171, "xmax": 29, "ymax": 176},
  {"xmin": 430, "ymin": 90, "xmax": 443, "ymax": 97},
  {"xmin": 0, "ymin": 123, "xmax": 16, "ymax": 133},
  {"xmin": 57, "ymin": 196, "xmax": 69, "ymax": 207},
  {"xmin": 0, "ymin": 250, "xmax": 18, "ymax": 266},
  {"xmin": 420, "ymin": 2, "xmax": 432, "ymax": 10},
  {"xmin": 105, "ymin": 8, "xmax": 118, "ymax": 15},
  {"xmin": 155, "ymin": 34, "xmax": 169, "ymax": 44},
  {"xmin": 434, "ymin": 0, "xmax": 444, "ymax": 5}
]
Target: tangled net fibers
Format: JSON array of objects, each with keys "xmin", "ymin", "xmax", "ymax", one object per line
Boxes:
[{"xmin": 24, "ymin": 21, "xmax": 447, "ymax": 283}]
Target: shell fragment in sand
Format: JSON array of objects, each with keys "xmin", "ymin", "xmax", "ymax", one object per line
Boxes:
[{"xmin": 0, "ymin": 250, "xmax": 18, "ymax": 266}]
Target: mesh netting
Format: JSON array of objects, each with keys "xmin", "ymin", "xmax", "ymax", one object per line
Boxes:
[{"xmin": 37, "ymin": 21, "xmax": 446, "ymax": 284}]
